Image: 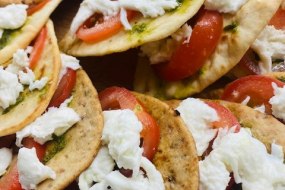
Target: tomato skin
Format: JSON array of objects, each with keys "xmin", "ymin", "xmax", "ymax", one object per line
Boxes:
[
  {"xmin": 48, "ymin": 68, "xmax": 77, "ymax": 108},
  {"xmin": 269, "ymin": 8, "xmax": 285, "ymax": 30},
  {"xmin": 155, "ymin": 9, "xmax": 223, "ymax": 81},
  {"xmin": 22, "ymin": 138, "xmax": 46, "ymax": 161},
  {"xmin": 29, "ymin": 27, "xmax": 47, "ymax": 70},
  {"xmin": 221, "ymin": 75, "xmax": 285, "ymax": 114},
  {"xmin": 205, "ymin": 101, "xmax": 241, "ymax": 132},
  {"xmin": 99, "ymin": 87, "xmax": 160, "ymax": 161},
  {"xmin": 27, "ymin": 0, "xmax": 51, "ymax": 15},
  {"xmin": 77, "ymin": 11, "xmax": 136, "ymax": 43},
  {"xmin": 0, "ymin": 160, "xmax": 22, "ymax": 190}
]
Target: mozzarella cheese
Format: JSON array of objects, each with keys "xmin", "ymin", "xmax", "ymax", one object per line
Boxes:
[
  {"xmin": 78, "ymin": 146, "xmax": 115, "ymax": 190},
  {"xmin": 200, "ymin": 129, "xmax": 285, "ymax": 190},
  {"xmin": 71, "ymin": 0, "xmax": 178, "ymax": 34},
  {"xmin": 16, "ymin": 98, "xmax": 80, "ymax": 146},
  {"xmin": 0, "ymin": 4, "xmax": 28, "ymax": 40},
  {"xmin": 6, "ymin": 49, "xmax": 29, "ymax": 74},
  {"xmin": 176, "ymin": 98, "xmax": 219, "ymax": 156},
  {"xmin": 140, "ymin": 24, "xmax": 192, "ymax": 64},
  {"xmin": 102, "ymin": 109, "xmax": 143, "ymax": 176},
  {"xmin": 0, "ymin": 66, "xmax": 23, "ymax": 109},
  {"xmin": 0, "ymin": 148, "xmax": 12, "ymax": 176},
  {"xmin": 19, "ymin": 68, "xmax": 48, "ymax": 91},
  {"xmin": 269, "ymin": 82, "xmax": 285, "ymax": 121},
  {"xmin": 59, "ymin": 53, "xmax": 81, "ymax": 81},
  {"xmin": 204, "ymin": 0, "xmax": 248, "ymax": 13},
  {"xmin": 17, "ymin": 147, "xmax": 56, "ymax": 190},
  {"xmin": 251, "ymin": 26, "xmax": 285, "ymax": 74}
]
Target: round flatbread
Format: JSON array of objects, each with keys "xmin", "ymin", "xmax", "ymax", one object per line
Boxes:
[
  {"xmin": 59, "ymin": 0, "xmax": 204, "ymax": 57},
  {"xmin": 0, "ymin": 0, "xmax": 62, "ymax": 65},
  {"xmin": 0, "ymin": 20, "xmax": 60, "ymax": 137},
  {"xmin": 134, "ymin": 0, "xmax": 282, "ymax": 99}
]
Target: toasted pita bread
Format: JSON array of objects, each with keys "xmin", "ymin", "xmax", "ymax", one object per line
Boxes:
[
  {"xmin": 132, "ymin": 93, "xmax": 198, "ymax": 190},
  {"xmin": 134, "ymin": 0, "xmax": 282, "ymax": 99},
  {"xmin": 0, "ymin": 20, "xmax": 60, "ymax": 137},
  {"xmin": 59, "ymin": 0, "xmax": 204, "ymax": 57},
  {"xmin": 37, "ymin": 69, "xmax": 104, "ymax": 190},
  {"xmin": 0, "ymin": 0, "xmax": 62, "ymax": 65}
]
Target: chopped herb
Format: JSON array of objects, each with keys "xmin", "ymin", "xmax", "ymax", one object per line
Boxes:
[
  {"xmin": 43, "ymin": 134, "xmax": 66, "ymax": 164},
  {"xmin": 131, "ymin": 23, "xmax": 147, "ymax": 34},
  {"xmin": 224, "ymin": 22, "xmax": 238, "ymax": 33}
]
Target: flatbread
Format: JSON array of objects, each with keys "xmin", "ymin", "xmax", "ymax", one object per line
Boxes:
[
  {"xmin": 134, "ymin": 0, "xmax": 282, "ymax": 99},
  {"xmin": 0, "ymin": 0, "xmax": 62, "ymax": 65},
  {"xmin": 59, "ymin": 0, "xmax": 204, "ymax": 57},
  {"xmin": 37, "ymin": 70, "xmax": 104, "ymax": 190},
  {"xmin": 0, "ymin": 20, "xmax": 60, "ymax": 137},
  {"xmin": 134, "ymin": 93, "xmax": 199, "ymax": 190}
]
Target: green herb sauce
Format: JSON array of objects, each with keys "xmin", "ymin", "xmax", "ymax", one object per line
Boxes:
[
  {"xmin": 43, "ymin": 134, "xmax": 67, "ymax": 164},
  {"xmin": 224, "ymin": 22, "xmax": 238, "ymax": 33}
]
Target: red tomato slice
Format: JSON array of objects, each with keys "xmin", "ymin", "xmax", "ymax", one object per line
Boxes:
[
  {"xmin": 99, "ymin": 87, "xmax": 160, "ymax": 161},
  {"xmin": 27, "ymin": 0, "xmax": 51, "ymax": 16},
  {"xmin": 221, "ymin": 75, "xmax": 285, "ymax": 114},
  {"xmin": 77, "ymin": 10, "xmax": 136, "ymax": 43},
  {"xmin": 48, "ymin": 68, "xmax": 77, "ymax": 108},
  {"xmin": 0, "ymin": 160, "xmax": 22, "ymax": 190},
  {"xmin": 205, "ymin": 101, "xmax": 241, "ymax": 132},
  {"xmin": 155, "ymin": 9, "xmax": 223, "ymax": 81},
  {"xmin": 269, "ymin": 8, "xmax": 285, "ymax": 30},
  {"xmin": 29, "ymin": 27, "xmax": 47, "ymax": 70},
  {"xmin": 22, "ymin": 138, "xmax": 46, "ymax": 162}
]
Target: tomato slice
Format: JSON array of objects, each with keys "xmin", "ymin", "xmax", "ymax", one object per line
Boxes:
[
  {"xmin": 29, "ymin": 27, "xmax": 47, "ymax": 70},
  {"xmin": 77, "ymin": 10, "xmax": 136, "ymax": 43},
  {"xmin": 48, "ymin": 68, "xmax": 77, "ymax": 108},
  {"xmin": 99, "ymin": 87, "xmax": 160, "ymax": 161},
  {"xmin": 22, "ymin": 138, "xmax": 46, "ymax": 162},
  {"xmin": 221, "ymin": 75, "xmax": 285, "ymax": 114},
  {"xmin": 0, "ymin": 160, "xmax": 22, "ymax": 190},
  {"xmin": 269, "ymin": 8, "xmax": 285, "ymax": 30},
  {"xmin": 205, "ymin": 101, "xmax": 241, "ymax": 132},
  {"xmin": 155, "ymin": 9, "xmax": 223, "ymax": 81},
  {"xmin": 27, "ymin": 0, "xmax": 51, "ymax": 16}
]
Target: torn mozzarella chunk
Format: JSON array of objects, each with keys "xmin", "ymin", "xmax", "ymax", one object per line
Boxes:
[
  {"xmin": 200, "ymin": 129, "xmax": 285, "ymax": 190},
  {"xmin": 78, "ymin": 146, "xmax": 115, "ymax": 190},
  {"xmin": 59, "ymin": 53, "xmax": 81, "ymax": 81},
  {"xmin": 0, "ymin": 148, "xmax": 12, "ymax": 176},
  {"xmin": 140, "ymin": 24, "xmax": 192, "ymax": 64},
  {"xmin": 0, "ymin": 4, "xmax": 27, "ymax": 32},
  {"xmin": 271, "ymin": 143, "xmax": 284, "ymax": 162},
  {"xmin": 6, "ymin": 49, "xmax": 30, "ymax": 74},
  {"xmin": 92, "ymin": 157, "xmax": 164, "ymax": 190},
  {"xmin": 71, "ymin": 0, "xmax": 178, "ymax": 33},
  {"xmin": 19, "ymin": 68, "xmax": 48, "ymax": 91},
  {"xmin": 204, "ymin": 0, "xmax": 248, "ymax": 13},
  {"xmin": 17, "ymin": 147, "xmax": 56, "ymax": 190},
  {"xmin": 0, "ymin": 67, "xmax": 23, "ymax": 109},
  {"xmin": 176, "ymin": 98, "xmax": 219, "ymax": 156},
  {"xmin": 251, "ymin": 26, "xmax": 285, "ymax": 74},
  {"xmin": 269, "ymin": 82, "xmax": 285, "ymax": 121},
  {"xmin": 102, "ymin": 109, "xmax": 143, "ymax": 176},
  {"xmin": 16, "ymin": 98, "xmax": 80, "ymax": 146}
]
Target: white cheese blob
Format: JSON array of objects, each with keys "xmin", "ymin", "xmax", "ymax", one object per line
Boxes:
[
  {"xmin": 200, "ymin": 129, "xmax": 285, "ymax": 190},
  {"xmin": 17, "ymin": 147, "xmax": 56, "ymax": 190},
  {"xmin": 78, "ymin": 146, "xmax": 115, "ymax": 190},
  {"xmin": 176, "ymin": 98, "xmax": 219, "ymax": 156},
  {"xmin": 269, "ymin": 83, "xmax": 285, "ymax": 121},
  {"xmin": 271, "ymin": 142, "xmax": 284, "ymax": 162},
  {"xmin": 19, "ymin": 68, "xmax": 48, "ymax": 91},
  {"xmin": 0, "ymin": 66, "xmax": 23, "ymax": 109},
  {"xmin": 102, "ymin": 109, "xmax": 143, "ymax": 176},
  {"xmin": 59, "ymin": 53, "xmax": 81, "ymax": 81},
  {"xmin": 140, "ymin": 24, "xmax": 192, "ymax": 64},
  {"xmin": 16, "ymin": 98, "xmax": 80, "ymax": 146},
  {"xmin": 204, "ymin": 0, "xmax": 248, "ymax": 13},
  {"xmin": 92, "ymin": 157, "xmax": 164, "ymax": 190},
  {"xmin": 71, "ymin": 0, "xmax": 178, "ymax": 34},
  {"xmin": 251, "ymin": 26, "xmax": 285, "ymax": 74},
  {"xmin": 0, "ymin": 148, "xmax": 12, "ymax": 176},
  {"xmin": 0, "ymin": 4, "xmax": 28, "ymax": 37},
  {"xmin": 6, "ymin": 49, "xmax": 30, "ymax": 74}
]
